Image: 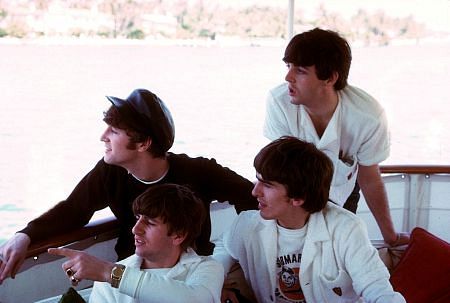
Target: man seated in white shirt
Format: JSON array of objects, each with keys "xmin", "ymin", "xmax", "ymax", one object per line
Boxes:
[
  {"xmin": 49, "ymin": 183, "xmax": 224, "ymax": 303},
  {"xmin": 214, "ymin": 136, "xmax": 405, "ymax": 303}
]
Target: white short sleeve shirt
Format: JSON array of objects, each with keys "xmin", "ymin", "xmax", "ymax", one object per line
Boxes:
[{"xmin": 263, "ymin": 83, "xmax": 390, "ymax": 205}]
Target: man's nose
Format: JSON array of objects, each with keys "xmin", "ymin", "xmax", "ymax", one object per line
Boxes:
[
  {"xmin": 252, "ymin": 181, "xmax": 261, "ymax": 197},
  {"xmin": 100, "ymin": 126, "xmax": 111, "ymax": 142},
  {"xmin": 285, "ymin": 68, "xmax": 294, "ymax": 83},
  {"xmin": 132, "ymin": 219, "xmax": 144, "ymax": 235}
]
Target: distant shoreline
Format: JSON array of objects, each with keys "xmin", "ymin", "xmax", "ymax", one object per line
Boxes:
[
  {"xmin": 1, "ymin": 35, "xmax": 449, "ymax": 47},
  {"xmin": 0, "ymin": 36, "xmax": 285, "ymax": 47}
]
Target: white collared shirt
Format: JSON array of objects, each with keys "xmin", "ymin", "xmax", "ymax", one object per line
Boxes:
[{"xmin": 264, "ymin": 83, "xmax": 390, "ymax": 205}]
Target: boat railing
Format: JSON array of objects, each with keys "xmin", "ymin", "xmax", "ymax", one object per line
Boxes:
[
  {"xmin": 22, "ymin": 165, "xmax": 450, "ymax": 258},
  {"xmin": 25, "ymin": 216, "xmax": 120, "ymax": 259},
  {"xmin": 380, "ymin": 164, "xmax": 450, "ymax": 175},
  {"xmin": 359, "ymin": 165, "xmax": 450, "ymax": 243},
  {"xmin": 0, "ymin": 217, "xmax": 121, "ymax": 303}
]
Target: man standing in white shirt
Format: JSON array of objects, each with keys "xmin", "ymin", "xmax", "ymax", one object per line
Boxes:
[{"xmin": 263, "ymin": 27, "xmax": 408, "ymax": 247}]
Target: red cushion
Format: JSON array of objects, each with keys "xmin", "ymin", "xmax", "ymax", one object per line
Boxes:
[{"xmin": 390, "ymin": 227, "xmax": 450, "ymax": 303}]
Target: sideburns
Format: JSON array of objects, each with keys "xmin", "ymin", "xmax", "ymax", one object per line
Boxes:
[{"xmin": 126, "ymin": 140, "xmax": 138, "ymax": 150}]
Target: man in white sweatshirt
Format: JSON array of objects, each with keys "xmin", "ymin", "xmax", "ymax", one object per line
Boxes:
[
  {"xmin": 49, "ymin": 183, "xmax": 223, "ymax": 303},
  {"xmin": 215, "ymin": 137, "xmax": 405, "ymax": 303}
]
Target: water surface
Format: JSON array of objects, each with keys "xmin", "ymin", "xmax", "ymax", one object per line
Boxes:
[{"xmin": 0, "ymin": 41, "xmax": 449, "ymax": 242}]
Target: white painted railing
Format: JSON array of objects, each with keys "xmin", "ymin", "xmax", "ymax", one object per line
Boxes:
[{"xmin": 358, "ymin": 166, "xmax": 450, "ymax": 243}]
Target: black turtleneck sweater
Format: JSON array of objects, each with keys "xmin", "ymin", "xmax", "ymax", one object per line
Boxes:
[{"xmin": 20, "ymin": 153, "xmax": 258, "ymax": 259}]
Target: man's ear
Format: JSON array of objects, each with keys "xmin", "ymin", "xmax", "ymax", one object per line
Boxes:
[
  {"xmin": 325, "ymin": 71, "xmax": 339, "ymax": 87},
  {"xmin": 291, "ymin": 197, "xmax": 305, "ymax": 207},
  {"xmin": 137, "ymin": 138, "xmax": 152, "ymax": 152},
  {"xmin": 171, "ymin": 233, "xmax": 187, "ymax": 246}
]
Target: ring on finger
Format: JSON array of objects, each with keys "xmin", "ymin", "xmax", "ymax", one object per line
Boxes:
[
  {"xmin": 70, "ymin": 275, "xmax": 80, "ymax": 286},
  {"xmin": 66, "ymin": 268, "xmax": 74, "ymax": 277}
]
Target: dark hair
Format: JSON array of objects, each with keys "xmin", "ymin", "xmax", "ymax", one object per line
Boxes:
[
  {"xmin": 254, "ymin": 136, "xmax": 333, "ymax": 213},
  {"xmin": 283, "ymin": 27, "xmax": 352, "ymax": 90},
  {"xmin": 103, "ymin": 106, "xmax": 165, "ymax": 157},
  {"xmin": 132, "ymin": 183, "xmax": 206, "ymax": 251}
]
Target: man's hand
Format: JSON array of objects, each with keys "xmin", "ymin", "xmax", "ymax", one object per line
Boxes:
[
  {"xmin": 357, "ymin": 165, "xmax": 410, "ymax": 248},
  {"xmin": 386, "ymin": 232, "xmax": 410, "ymax": 247},
  {"xmin": 48, "ymin": 247, "xmax": 114, "ymax": 285},
  {"xmin": 0, "ymin": 233, "xmax": 31, "ymax": 284}
]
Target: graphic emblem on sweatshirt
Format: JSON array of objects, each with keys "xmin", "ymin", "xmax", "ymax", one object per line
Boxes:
[{"xmin": 276, "ymin": 265, "xmax": 305, "ymax": 302}]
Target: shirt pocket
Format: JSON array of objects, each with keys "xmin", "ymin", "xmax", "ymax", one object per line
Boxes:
[
  {"xmin": 319, "ymin": 270, "xmax": 359, "ymax": 303},
  {"xmin": 328, "ymin": 156, "xmax": 359, "ymax": 205},
  {"xmin": 333, "ymin": 155, "xmax": 358, "ymax": 187}
]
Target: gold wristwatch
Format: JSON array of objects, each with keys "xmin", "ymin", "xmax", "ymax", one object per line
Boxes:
[{"xmin": 110, "ymin": 264, "xmax": 126, "ymax": 288}]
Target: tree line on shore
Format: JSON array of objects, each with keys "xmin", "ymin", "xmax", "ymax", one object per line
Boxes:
[{"xmin": 0, "ymin": 0, "xmax": 427, "ymax": 46}]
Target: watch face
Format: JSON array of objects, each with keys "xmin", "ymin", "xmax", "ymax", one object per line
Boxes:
[
  {"xmin": 111, "ymin": 265, "xmax": 125, "ymax": 288},
  {"xmin": 112, "ymin": 267, "xmax": 120, "ymax": 276},
  {"xmin": 112, "ymin": 265, "xmax": 124, "ymax": 277}
]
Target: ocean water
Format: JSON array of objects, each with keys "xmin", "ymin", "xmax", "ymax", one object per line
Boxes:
[{"xmin": 0, "ymin": 40, "xmax": 449, "ymax": 242}]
